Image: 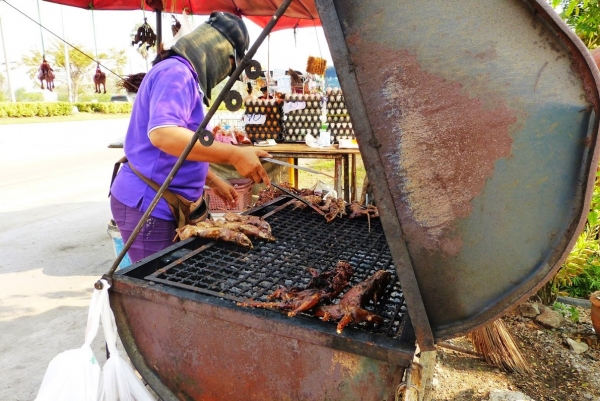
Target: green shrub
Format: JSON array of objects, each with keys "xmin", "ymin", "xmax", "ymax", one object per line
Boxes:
[{"xmin": 0, "ymin": 101, "xmax": 131, "ymax": 118}]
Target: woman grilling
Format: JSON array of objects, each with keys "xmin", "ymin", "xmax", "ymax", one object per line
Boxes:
[{"xmin": 110, "ymin": 12, "xmax": 272, "ymax": 263}]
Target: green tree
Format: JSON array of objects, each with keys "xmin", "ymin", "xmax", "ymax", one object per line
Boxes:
[
  {"xmin": 21, "ymin": 40, "xmax": 127, "ymax": 101},
  {"xmin": 550, "ymin": 0, "xmax": 600, "ymax": 48}
]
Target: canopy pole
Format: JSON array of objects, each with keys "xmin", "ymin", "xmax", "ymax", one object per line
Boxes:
[
  {"xmin": 0, "ymin": 15, "xmax": 15, "ymax": 102},
  {"xmin": 91, "ymin": 9, "xmax": 98, "ymax": 59},
  {"xmin": 36, "ymin": 0, "xmax": 45, "ymax": 57},
  {"xmin": 156, "ymin": 10, "xmax": 162, "ymax": 52},
  {"xmin": 61, "ymin": 6, "xmax": 73, "ymax": 102}
]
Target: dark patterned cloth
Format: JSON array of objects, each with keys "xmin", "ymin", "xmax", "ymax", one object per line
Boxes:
[
  {"xmin": 206, "ymin": 12, "xmax": 249, "ymax": 62},
  {"xmin": 171, "ymin": 12, "xmax": 249, "ymax": 106}
]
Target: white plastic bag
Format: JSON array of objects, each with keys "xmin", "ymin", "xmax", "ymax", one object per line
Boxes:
[
  {"xmin": 97, "ymin": 281, "xmax": 155, "ymax": 401},
  {"xmin": 35, "ymin": 282, "xmax": 107, "ymax": 401}
]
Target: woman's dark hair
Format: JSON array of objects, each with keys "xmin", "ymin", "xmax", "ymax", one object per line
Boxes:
[{"xmin": 151, "ymin": 43, "xmax": 177, "ymax": 66}]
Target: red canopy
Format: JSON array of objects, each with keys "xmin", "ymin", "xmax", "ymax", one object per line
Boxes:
[{"xmin": 42, "ymin": 0, "xmax": 321, "ymax": 31}]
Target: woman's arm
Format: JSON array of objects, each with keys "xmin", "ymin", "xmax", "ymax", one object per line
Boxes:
[
  {"xmin": 205, "ymin": 170, "xmax": 238, "ymax": 205},
  {"xmin": 149, "ymin": 126, "xmax": 271, "ymax": 185}
]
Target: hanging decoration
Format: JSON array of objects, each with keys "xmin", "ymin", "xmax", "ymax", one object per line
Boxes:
[
  {"xmin": 132, "ymin": 18, "xmax": 157, "ymax": 51},
  {"xmin": 37, "ymin": 57, "xmax": 55, "ymax": 91},
  {"xmin": 171, "ymin": 15, "xmax": 181, "ymax": 36},
  {"xmin": 94, "ymin": 64, "xmax": 106, "ymax": 94}
]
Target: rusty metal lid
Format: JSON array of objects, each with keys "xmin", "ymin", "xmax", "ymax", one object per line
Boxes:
[{"xmin": 317, "ymin": 0, "xmax": 600, "ymax": 347}]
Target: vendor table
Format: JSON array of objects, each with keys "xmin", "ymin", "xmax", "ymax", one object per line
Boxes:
[{"xmin": 265, "ymin": 143, "xmax": 361, "ymax": 202}]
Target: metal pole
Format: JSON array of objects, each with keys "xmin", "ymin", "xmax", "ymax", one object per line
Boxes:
[
  {"xmin": 36, "ymin": 0, "xmax": 45, "ymax": 56},
  {"xmin": 61, "ymin": 6, "xmax": 72, "ymax": 102},
  {"xmin": 103, "ymin": 0, "xmax": 296, "ymax": 280},
  {"xmin": 0, "ymin": 15, "xmax": 15, "ymax": 102},
  {"xmin": 91, "ymin": 9, "xmax": 98, "ymax": 59}
]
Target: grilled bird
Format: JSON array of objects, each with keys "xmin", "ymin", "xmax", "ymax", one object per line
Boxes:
[
  {"xmin": 238, "ymin": 261, "xmax": 353, "ymax": 316},
  {"xmin": 175, "ymin": 225, "xmax": 254, "ymax": 248},
  {"xmin": 314, "ymin": 270, "xmax": 392, "ymax": 333}
]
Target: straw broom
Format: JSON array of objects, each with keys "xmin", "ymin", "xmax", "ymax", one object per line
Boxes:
[{"xmin": 467, "ymin": 319, "xmax": 531, "ymax": 375}]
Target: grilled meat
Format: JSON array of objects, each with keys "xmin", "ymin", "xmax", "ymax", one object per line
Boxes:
[
  {"xmin": 238, "ymin": 261, "xmax": 353, "ymax": 316},
  {"xmin": 175, "ymin": 214, "xmax": 274, "ymax": 247},
  {"xmin": 314, "ymin": 270, "xmax": 392, "ymax": 333},
  {"xmin": 222, "ymin": 212, "xmax": 272, "ymax": 232},
  {"xmin": 175, "ymin": 225, "xmax": 254, "ymax": 248},
  {"xmin": 348, "ymin": 202, "xmax": 379, "ymax": 219},
  {"xmin": 212, "ymin": 220, "xmax": 275, "ymax": 242}
]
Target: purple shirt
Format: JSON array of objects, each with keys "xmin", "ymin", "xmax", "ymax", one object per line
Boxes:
[{"xmin": 111, "ymin": 56, "xmax": 209, "ymax": 220}]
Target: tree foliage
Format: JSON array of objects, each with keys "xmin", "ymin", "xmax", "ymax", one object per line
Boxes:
[
  {"xmin": 21, "ymin": 40, "xmax": 127, "ymax": 101},
  {"xmin": 551, "ymin": 0, "xmax": 600, "ymax": 48}
]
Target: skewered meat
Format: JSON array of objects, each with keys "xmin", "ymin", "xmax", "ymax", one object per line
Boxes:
[
  {"xmin": 222, "ymin": 212, "xmax": 272, "ymax": 232},
  {"xmin": 175, "ymin": 225, "xmax": 254, "ymax": 248},
  {"xmin": 174, "ymin": 214, "xmax": 274, "ymax": 248},
  {"xmin": 314, "ymin": 270, "xmax": 392, "ymax": 333},
  {"xmin": 238, "ymin": 261, "xmax": 353, "ymax": 317},
  {"xmin": 348, "ymin": 202, "xmax": 379, "ymax": 219},
  {"xmin": 212, "ymin": 221, "xmax": 275, "ymax": 242},
  {"xmin": 324, "ymin": 198, "xmax": 347, "ymax": 223},
  {"xmin": 292, "ymin": 195, "xmax": 324, "ymax": 210}
]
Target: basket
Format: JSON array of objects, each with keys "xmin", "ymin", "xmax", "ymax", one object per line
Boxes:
[{"xmin": 204, "ymin": 178, "xmax": 254, "ymax": 213}]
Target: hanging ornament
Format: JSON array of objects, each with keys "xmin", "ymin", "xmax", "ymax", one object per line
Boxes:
[
  {"xmin": 171, "ymin": 15, "xmax": 182, "ymax": 36},
  {"xmin": 132, "ymin": 18, "xmax": 157, "ymax": 51},
  {"xmin": 94, "ymin": 64, "xmax": 106, "ymax": 94},
  {"xmin": 38, "ymin": 58, "xmax": 55, "ymax": 91}
]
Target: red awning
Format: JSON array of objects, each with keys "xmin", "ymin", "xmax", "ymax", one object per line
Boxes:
[{"xmin": 42, "ymin": 0, "xmax": 321, "ymax": 30}]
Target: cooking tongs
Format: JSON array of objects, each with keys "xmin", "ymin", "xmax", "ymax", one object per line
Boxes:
[
  {"xmin": 260, "ymin": 158, "xmax": 335, "ymax": 179},
  {"xmin": 271, "ymin": 182, "xmax": 326, "ymax": 216}
]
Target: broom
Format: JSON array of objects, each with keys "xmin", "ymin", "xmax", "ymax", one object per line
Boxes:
[{"xmin": 467, "ymin": 319, "xmax": 531, "ymax": 374}]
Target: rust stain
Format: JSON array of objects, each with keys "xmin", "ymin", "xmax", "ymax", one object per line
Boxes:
[{"xmin": 350, "ymin": 46, "xmax": 517, "ymax": 254}]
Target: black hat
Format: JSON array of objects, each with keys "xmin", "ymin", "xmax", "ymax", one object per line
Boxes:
[{"xmin": 206, "ymin": 12, "xmax": 249, "ymax": 63}]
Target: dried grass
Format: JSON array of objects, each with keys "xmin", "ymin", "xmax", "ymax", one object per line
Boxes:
[{"xmin": 468, "ymin": 319, "xmax": 531, "ymax": 375}]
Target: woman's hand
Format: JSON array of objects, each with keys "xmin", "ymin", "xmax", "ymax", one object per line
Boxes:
[
  {"xmin": 229, "ymin": 147, "xmax": 272, "ymax": 186},
  {"xmin": 207, "ymin": 176, "xmax": 239, "ymax": 207}
]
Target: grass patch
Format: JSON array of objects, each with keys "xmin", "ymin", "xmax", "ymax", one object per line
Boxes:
[{"xmin": 297, "ymin": 157, "xmax": 367, "ymax": 199}]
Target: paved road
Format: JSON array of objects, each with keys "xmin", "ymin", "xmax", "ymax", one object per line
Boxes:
[{"xmin": 0, "ymin": 118, "xmax": 135, "ymax": 400}]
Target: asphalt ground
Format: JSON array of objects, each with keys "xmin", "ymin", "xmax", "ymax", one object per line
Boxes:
[{"xmin": 0, "ymin": 117, "xmax": 139, "ymax": 400}]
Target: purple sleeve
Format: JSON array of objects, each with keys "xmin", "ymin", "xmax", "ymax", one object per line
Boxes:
[{"xmin": 147, "ymin": 63, "xmax": 198, "ymax": 131}]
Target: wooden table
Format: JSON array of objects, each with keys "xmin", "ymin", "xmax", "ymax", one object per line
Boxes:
[{"xmin": 265, "ymin": 143, "xmax": 361, "ymax": 202}]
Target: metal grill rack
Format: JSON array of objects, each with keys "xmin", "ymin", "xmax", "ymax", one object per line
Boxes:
[{"xmin": 146, "ymin": 199, "xmax": 408, "ymax": 338}]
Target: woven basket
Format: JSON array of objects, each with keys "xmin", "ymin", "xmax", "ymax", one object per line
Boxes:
[{"xmin": 204, "ymin": 178, "xmax": 254, "ymax": 213}]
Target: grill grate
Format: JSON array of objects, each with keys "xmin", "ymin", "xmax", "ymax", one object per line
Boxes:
[{"xmin": 146, "ymin": 199, "xmax": 408, "ymax": 339}]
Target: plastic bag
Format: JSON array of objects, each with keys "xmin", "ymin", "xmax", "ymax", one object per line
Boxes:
[
  {"xmin": 35, "ymin": 282, "xmax": 106, "ymax": 401},
  {"xmin": 97, "ymin": 281, "xmax": 155, "ymax": 401}
]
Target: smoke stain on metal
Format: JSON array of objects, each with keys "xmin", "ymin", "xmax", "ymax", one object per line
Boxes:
[{"xmin": 351, "ymin": 45, "xmax": 517, "ymax": 255}]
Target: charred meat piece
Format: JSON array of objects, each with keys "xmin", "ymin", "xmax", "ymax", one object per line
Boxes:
[
  {"xmin": 324, "ymin": 198, "xmax": 347, "ymax": 223},
  {"xmin": 314, "ymin": 270, "xmax": 392, "ymax": 333},
  {"xmin": 222, "ymin": 212, "xmax": 272, "ymax": 232},
  {"xmin": 213, "ymin": 220, "xmax": 276, "ymax": 242},
  {"xmin": 176, "ymin": 214, "xmax": 274, "ymax": 247},
  {"xmin": 348, "ymin": 202, "xmax": 379, "ymax": 219},
  {"xmin": 238, "ymin": 261, "xmax": 353, "ymax": 317},
  {"xmin": 175, "ymin": 225, "xmax": 253, "ymax": 248},
  {"xmin": 292, "ymin": 195, "xmax": 324, "ymax": 210}
]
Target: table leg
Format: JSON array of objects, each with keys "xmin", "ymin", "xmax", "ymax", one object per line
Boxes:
[
  {"xmin": 335, "ymin": 157, "xmax": 343, "ymax": 200},
  {"xmin": 351, "ymin": 154, "xmax": 357, "ymax": 202},
  {"xmin": 343, "ymin": 155, "xmax": 350, "ymax": 202}
]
